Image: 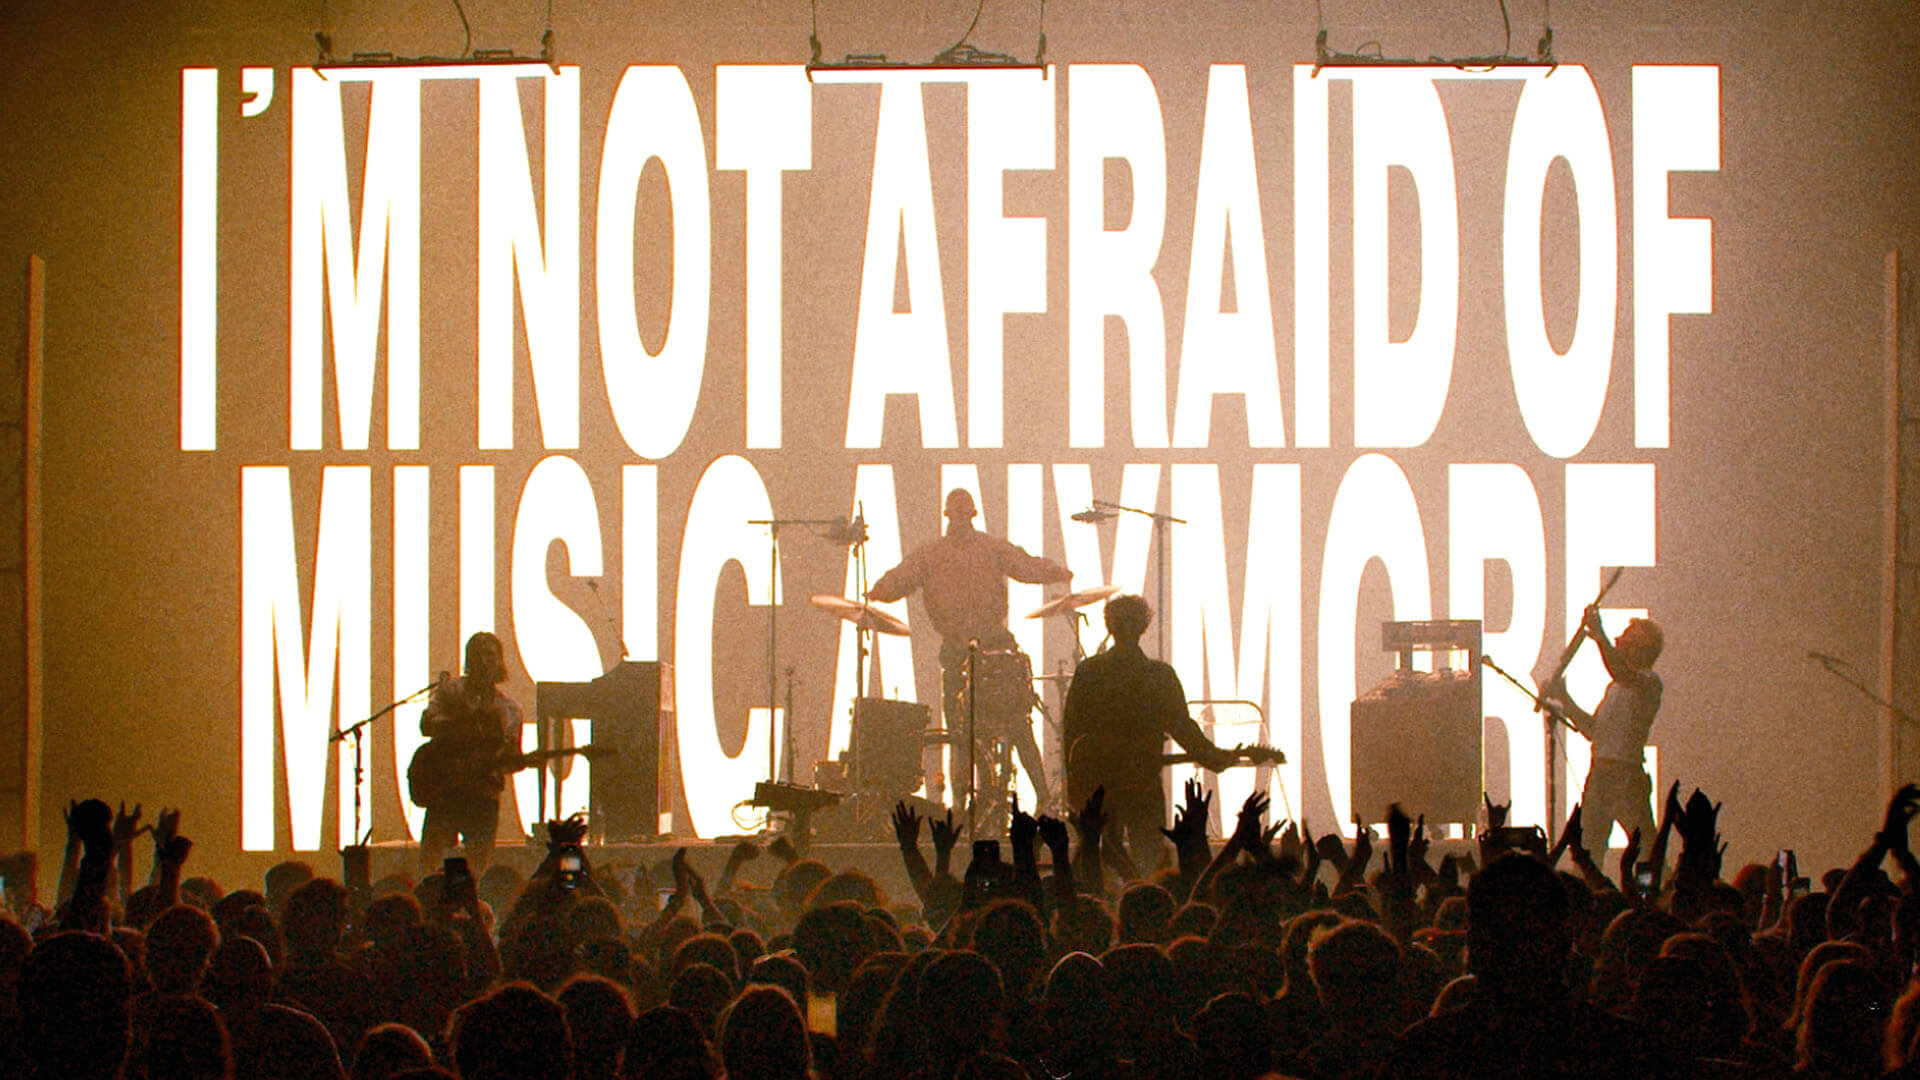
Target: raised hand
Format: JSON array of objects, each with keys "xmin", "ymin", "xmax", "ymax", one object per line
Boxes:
[
  {"xmin": 153, "ymin": 807, "xmax": 183, "ymax": 851},
  {"xmin": 1561, "ymin": 804, "xmax": 1590, "ymax": 867},
  {"xmin": 1408, "ymin": 814, "xmax": 1432, "ymax": 877},
  {"xmin": 1074, "ymin": 787, "xmax": 1109, "ymax": 844},
  {"xmin": 1162, "ymin": 779, "xmax": 1212, "ymax": 850},
  {"xmin": 1349, "ymin": 819, "xmax": 1374, "ymax": 874},
  {"xmin": 1180, "ymin": 778, "xmax": 1211, "ymax": 829},
  {"xmin": 1484, "ymin": 793, "xmax": 1511, "ymax": 830},
  {"xmin": 670, "ymin": 848, "xmax": 693, "ymax": 896},
  {"xmin": 548, "ymin": 812, "xmax": 589, "ymax": 847},
  {"xmin": 1882, "ymin": 783, "xmax": 1920, "ymax": 851},
  {"xmin": 1386, "ymin": 804, "xmax": 1411, "ymax": 850},
  {"xmin": 1260, "ymin": 817, "xmax": 1287, "ymax": 849},
  {"xmin": 112, "ymin": 802, "xmax": 149, "ymax": 851},
  {"xmin": 1582, "ymin": 602, "xmax": 1606, "ymax": 637},
  {"xmin": 1037, "ymin": 814, "xmax": 1070, "ymax": 860},
  {"xmin": 930, "ymin": 809, "xmax": 962, "ymax": 857},
  {"xmin": 1011, "ymin": 793, "xmax": 1039, "ymax": 855},
  {"xmin": 1278, "ymin": 821, "xmax": 1304, "ymax": 863},
  {"xmin": 892, "ymin": 801, "xmax": 923, "ymax": 849},
  {"xmin": 1619, "ymin": 825, "xmax": 1644, "ymax": 898},
  {"xmin": 716, "ymin": 840, "xmax": 760, "ymax": 896},
  {"xmin": 1231, "ymin": 790, "xmax": 1271, "ymax": 851}
]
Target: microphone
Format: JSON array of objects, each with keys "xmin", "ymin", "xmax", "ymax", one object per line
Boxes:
[
  {"xmin": 1807, "ymin": 649, "xmax": 1850, "ymax": 667},
  {"xmin": 1071, "ymin": 507, "xmax": 1114, "ymax": 523},
  {"xmin": 828, "ymin": 516, "xmax": 868, "ymax": 545}
]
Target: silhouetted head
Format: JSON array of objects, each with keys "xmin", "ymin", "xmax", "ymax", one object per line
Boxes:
[
  {"xmin": 670, "ymin": 933, "xmax": 740, "ymax": 988},
  {"xmin": 1117, "ymin": 882, "xmax": 1175, "ymax": 944},
  {"xmin": 669, "ymin": 962, "xmax": 734, "ymax": 1037},
  {"xmin": 449, "ymin": 982, "xmax": 573, "ymax": 1080},
  {"xmin": 129, "ymin": 993, "xmax": 230, "ymax": 1080},
  {"xmin": 1796, "ymin": 959, "xmax": 1889, "ymax": 1076},
  {"xmin": 22, "ymin": 931, "xmax": 134, "ymax": 1080},
  {"xmin": 1309, "ymin": 919, "xmax": 1404, "ymax": 1029},
  {"xmin": 1104, "ymin": 594, "xmax": 1152, "ymax": 643},
  {"xmin": 145, "ymin": 904, "xmax": 219, "ymax": 995},
  {"xmin": 558, "ymin": 974, "xmax": 636, "ymax": 1080},
  {"xmin": 919, "ymin": 950, "xmax": 1004, "ymax": 1057},
  {"xmin": 283, "ymin": 876, "xmax": 350, "ymax": 961},
  {"xmin": 204, "ymin": 936, "xmax": 274, "ymax": 1009},
  {"xmin": 944, "ymin": 488, "xmax": 977, "ymax": 527},
  {"xmin": 464, "ymin": 631, "xmax": 508, "ymax": 686},
  {"xmin": 1615, "ymin": 617, "xmax": 1664, "ymax": 670},
  {"xmin": 718, "ymin": 985, "xmax": 810, "ymax": 1080},
  {"xmin": 1467, "ymin": 853, "xmax": 1571, "ymax": 999},
  {"xmin": 969, "ymin": 899, "xmax": 1048, "ymax": 1002},
  {"xmin": 793, "ymin": 900, "xmax": 873, "ymax": 994},
  {"xmin": 1192, "ymin": 991, "xmax": 1269, "ymax": 1080},
  {"xmin": 354, "ymin": 1023, "xmax": 434, "ymax": 1080},
  {"xmin": 623, "ymin": 1005, "xmax": 720, "ymax": 1079},
  {"xmin": 747, "ymin": 952, "xmax": 810, "ymax": 1006},
  {"xmin": 263, "ymin": 860, "xmax": 314, "ymax": 915}
]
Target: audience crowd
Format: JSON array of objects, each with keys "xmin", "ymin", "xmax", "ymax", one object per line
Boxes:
[{"xmin": 4, "ymin": 776, "xmax": 1919, "ymax": 1079}]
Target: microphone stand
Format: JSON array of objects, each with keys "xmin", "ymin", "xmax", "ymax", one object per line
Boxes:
[
  {"xmin": 1093, "ymin": 499, "xmax": 1185, "ymax": 660},
  {"xmin": 1482, "ymin": 654, "xmax": 1580, "ymax": 844},
  {"xmin": 1809, "ymin": 650, "xmax": 1919, "ymax": 729},
  {"xmin": 332, "ymin": 678, "xmax": 438, "ymax": 850}
]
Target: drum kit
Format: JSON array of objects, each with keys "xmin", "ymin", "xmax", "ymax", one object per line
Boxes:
[{"xmin": 804, "ymin": 583, "xmax": 1123, "ymax": 838}]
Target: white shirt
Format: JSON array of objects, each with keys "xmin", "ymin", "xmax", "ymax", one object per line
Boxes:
[{"xmin": 1584, "ymin": 671, "xmax": 1661, "ymax": 763}]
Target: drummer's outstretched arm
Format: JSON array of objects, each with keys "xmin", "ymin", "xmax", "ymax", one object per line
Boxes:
[
  {"xmin": 998, "ymin": 540, "xmax": 1072, "ymax": 587},
  {"xmin": 868, "ymin": 553, "xmax": 922, "ymax": 602}
]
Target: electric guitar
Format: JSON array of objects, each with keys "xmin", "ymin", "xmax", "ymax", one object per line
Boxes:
[
  {"xmin": 408, "ymin": 742, "xmax": 614, "ymax": 812},
  {"xmin": 1066, "ymin": 737, "xmax": 1286, "ymax": 798}
]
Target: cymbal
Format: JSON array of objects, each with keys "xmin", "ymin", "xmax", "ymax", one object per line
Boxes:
[
  {"xmin": 808, "ymin": 594, "xmax": 910, "ymax": 636},
  {"xmin": 1024, "ymin": 583, "xmax": 1124, "ymax": 619}
]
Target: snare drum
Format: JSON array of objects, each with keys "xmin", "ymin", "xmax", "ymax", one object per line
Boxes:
[{"xmin": 959, "ymin": 648, "xmax": 1035, "ymax": 728}]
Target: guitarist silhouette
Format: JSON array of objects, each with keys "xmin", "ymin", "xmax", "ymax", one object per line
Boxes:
[
  {"xmin": 1063, "ymin": 594, "xmax": 1244, "ymax": 871},
  {"xmin": 411, "ymin": 631, "xmax": 524, "ymax": 872}
]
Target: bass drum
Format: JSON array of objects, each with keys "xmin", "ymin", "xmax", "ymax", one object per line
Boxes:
[{"xmin": 958, "ymin": 648, "xmax": 1034, "ymax": 729}]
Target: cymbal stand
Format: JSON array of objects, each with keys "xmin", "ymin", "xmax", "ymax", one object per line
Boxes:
[
  {"xmin": 1094, "ymin": 498, "xmax": 1185, "ymax": 660},
  {"xmin": 748, "ymin": 515, "xmax": 849, "ymax": 787},
  {"xmin": 966, "ymin": 639, "xmax": 979, "ymax": 839},
  {"xmin": 848, "ymin": 505, "xmax": 873, "ymax": 701}
]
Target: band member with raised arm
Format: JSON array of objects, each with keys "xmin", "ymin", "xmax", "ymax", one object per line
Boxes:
[
  {"xmin": 409, "ymin": 631, "xmax": 525, "ymax": 872},
  {"xmin": 1062, "ymin": 594, "xmax": 1238, "ymax": 870},
  {"xmin": 869, "ymin": 487, "xmax": 1072, "ymax": 810},
  {"xmin": 1541, "ymin": 606, "xmax": 1664, "ymax": 863}
]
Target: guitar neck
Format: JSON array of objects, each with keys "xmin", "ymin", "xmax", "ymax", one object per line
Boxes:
[{"xmin": 1159, "ymin": 748, "xmax": 1283, "ymax": 767}]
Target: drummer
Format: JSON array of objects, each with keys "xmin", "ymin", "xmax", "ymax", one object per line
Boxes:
[{"xmin": 869, "ymin": 487, "xmax": 1071, "ymax": 810}]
